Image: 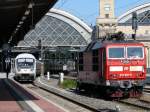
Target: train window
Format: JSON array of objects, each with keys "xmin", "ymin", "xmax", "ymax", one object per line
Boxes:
[
  {"xmin": 52, "ymin": 54, "xmax": 55, "ymax": 59},
  {"xmin": 102, "ymin": 49, "xmax": 106, "ymax": 77},
  {"xmin": 17, "ymin": 58, "xmax": 25, "ymax": 62},
  {"xmin": 93, "ymin": 50, "xmax": 98, "ymax": 56},
  {"xmin": 79, "ymin": 52, "xmax": 83, "ymax": 57},
  {"xmin": 109, "ymin": 48, "xmax": 124, "ymax": 58},
  {"xmin": 17, "ymin": 58, "xmax": 34, "ymax": 68},
  {"xmin": 127, "ymin": 47, "xmax": 143, "ymax": 59},
  {"xmin": 79, "ymin": 65, "xmax": 83, "ymax": 71},
  {"xmin": 79, "ymin": 52, "xmax": 83, "ymax": 71},
  {"xmin": 93, "ymin": 57, "xmax": 98, "ymax": 64},
  {"xmin": 92, "ymin": 50, "xmax": 99, "ymax": 71},
  {"xmin": 79, "ymin": 59, "xmax": 83, "ymax": 64},
  {"xmin": 26, "ymin": 59, "xmax": 34, "ymax": 62},
  {"xmin": 93, "ymin": 65, "xmax": 98, "ymax": 71}
]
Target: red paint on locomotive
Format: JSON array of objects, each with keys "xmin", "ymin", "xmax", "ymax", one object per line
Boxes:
[{"xmin": 77, "ymin": 41, "xmax": 146, "ymax": 98}]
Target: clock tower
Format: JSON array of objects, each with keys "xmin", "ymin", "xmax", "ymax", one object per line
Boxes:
[{"xmin": 96, "ymin": 0, "xmax": 117, "ymax": 38}]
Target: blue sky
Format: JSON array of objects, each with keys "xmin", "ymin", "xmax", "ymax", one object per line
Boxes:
[{"xmin": 54, "ymin": 0, "xmax": 150, "ymax": 25}]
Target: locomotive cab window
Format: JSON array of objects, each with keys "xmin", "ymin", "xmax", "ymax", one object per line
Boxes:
[
  {"xmin": 127, "ymin": 47, "xmax": 144, "ymax": 59},
  {"xmin": 17, "ymin": 58, "xmax": 35, "ymax": 69},
  {"xmin": 108, "ymin": 47, "xmax": 125, "ymax": 59}
]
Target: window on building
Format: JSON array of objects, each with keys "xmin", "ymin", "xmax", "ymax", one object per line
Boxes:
[
  {"xmin": 104, "ymin": 4, "xmax": 110, "ymax": 11},
  {"xmin": 145, "ymin": 30, "xmax": 149, "ymax": 35},
  {"xmin": 105, "ymin": 14, "xmax": 109, "ymax": 18}
]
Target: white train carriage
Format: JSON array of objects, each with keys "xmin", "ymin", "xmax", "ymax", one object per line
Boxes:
[{"xmin": 14, "ymin": 53, "xmax": 36, "ymax": 81}]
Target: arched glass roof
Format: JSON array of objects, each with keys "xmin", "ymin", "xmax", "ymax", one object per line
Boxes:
[
  {"xmin": 18, "ymin": 9, "xmax": 92, "ymax": 47},
  {"xmin": 118, "ymin": 3, "xmax": 150, "ymax": 25},
  {"xmin": 119, "ymin": 10, "xmax": 150, "ymax": 25}
]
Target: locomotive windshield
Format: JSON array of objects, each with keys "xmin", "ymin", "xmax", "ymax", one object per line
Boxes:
[
  {"xmin": 17, "ymin": 58, "xmax": 34, "ymax": 68},
  {"xmin": 109, "ymin": 48, "xmax": 124, "ymax": 58},
  {"xmin": 127, "ymin": 47, "xmax": 143, "ymax": 59},
  {"xmin": 108, "ymin": 46, "xmax": 144, "ymax": 59}
]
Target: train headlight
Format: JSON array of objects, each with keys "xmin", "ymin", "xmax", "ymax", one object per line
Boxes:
[
  {"xmin": 106, "ymin": 80, "xmax": 110, "ymax": 86},
  {"xmin": 130, "ymin": 66, "xmax": 144, "ymax": 72},
  {"xmin": 109, "ymin": 66, "xmax": 123, "ymax": 72}
]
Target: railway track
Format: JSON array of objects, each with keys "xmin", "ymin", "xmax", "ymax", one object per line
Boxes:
[
  {"xmin": 11, "ymin": 77, "xmax": 150, "ymax": 112},
  {"xmin": 8, "ymin": 75, "xmax": 149, "ymax": 112},
  {"xmin": 144, "ymin": 86, "xmax": 150, "ymax": 93},
  {"xmin": 33, "ymin": 77, "xmax": 148, "ymax": 112},
  {"xmin": 34, "ymin": 78, "xmax": 118, "ymax": 112},
  {"xmin": 110, "ymin": 85, "xmax": 150, "ymax": 111},
  {"xmin": 33, "ymin": 82, "xmax": 103, "ymax": 112},
  {"xmin": 118, "ymin": 98, "xmax": 150, "ymax": 111}
]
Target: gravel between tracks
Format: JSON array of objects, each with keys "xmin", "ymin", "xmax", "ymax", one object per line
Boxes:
[{"xmin": 35, "ymin": 77, "xmax": 147, "ymax": 112}]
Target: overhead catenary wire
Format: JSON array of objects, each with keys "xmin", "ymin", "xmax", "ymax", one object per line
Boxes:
[
  {"xmin": 55, "ymin": 0, "xmax": 149, "ymax": 26},
  {"xmin": 115, "ymin": 0, "xmax": 144, "ymax": 10},
  {"xmin": 56, "ymin": 0, "xmax": 69, "ymax": 9},
  {"xmin": 115, "ymin": 0, "xmax": 149, "ymax": 16},
  {"xmin": 55, "ymin": 0, "xmax": 92, "ymax": 26}
]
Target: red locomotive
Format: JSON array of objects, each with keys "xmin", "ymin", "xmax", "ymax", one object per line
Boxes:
[{"xmin": 77, "ymin": 40, "xmax": 146, "ymax": 98}]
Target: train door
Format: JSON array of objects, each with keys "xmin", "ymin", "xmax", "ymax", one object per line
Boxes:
[
  {"xmin": 99, "ymin": 48, "xmax": 106, "ymax": 81},
  {"xmin": 146, "ymin": 47, "xmax": 150, "ymax": 78},
  {"xmin": 99, "ymin": 48, "xmax": 103, "ymax": 79}
]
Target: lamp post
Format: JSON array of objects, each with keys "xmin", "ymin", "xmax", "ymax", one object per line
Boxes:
[
  {"xmin": 38, "ymin": 39, "xmax": 44, "ymax": 76},
  {"xmin": 2, "ymin": 43, "xmax": 11, "ymax": 78}
]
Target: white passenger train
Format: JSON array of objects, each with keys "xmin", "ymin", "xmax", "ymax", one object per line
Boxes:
[{"xmin": 14, "ymin": 53, "xmax": 37, "ymax": 81}]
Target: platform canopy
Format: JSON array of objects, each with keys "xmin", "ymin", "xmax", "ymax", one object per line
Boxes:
[{"xmin": 0, "ymin": 0, "xmax": 58, "ymax": 47}]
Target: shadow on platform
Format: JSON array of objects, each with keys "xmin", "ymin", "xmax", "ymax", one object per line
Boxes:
[{"xmin": 0, "ymin": 79, "xmax": 38, "ymax": 101}]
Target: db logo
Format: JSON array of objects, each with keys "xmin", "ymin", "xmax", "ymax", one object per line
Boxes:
[{"xmin": 124, "ymin": 67, "xmax": 129, "ymax": 71}]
